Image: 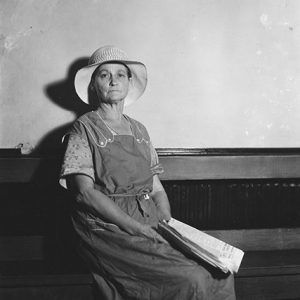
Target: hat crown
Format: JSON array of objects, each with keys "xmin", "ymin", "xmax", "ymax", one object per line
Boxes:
[{"xmin": 89, "ymin": 46, "xmax": 129, "ymax": 65}]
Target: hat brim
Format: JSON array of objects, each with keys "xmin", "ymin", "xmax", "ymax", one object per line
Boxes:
[{"xmin": 74, "ymin": 60, "xmax": 147, "ymax": 107}]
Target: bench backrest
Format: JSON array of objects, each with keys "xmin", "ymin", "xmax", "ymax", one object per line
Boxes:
[{"xmin": 1, "ymin": 149, "xmax": 300, "ymax": 260}]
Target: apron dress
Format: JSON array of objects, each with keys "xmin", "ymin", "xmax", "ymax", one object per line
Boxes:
[{"xmin": 61, "ymin": 111, "xmax": 236, "ymax": 300}]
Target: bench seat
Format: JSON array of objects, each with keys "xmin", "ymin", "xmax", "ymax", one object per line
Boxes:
[
  {"xmin": 238, "ymin": 249, "xmax": 300, "ymax": 277},
  {"xmin": 1, "ymin": 250, "xmax": 300, "ymax": 300},
  {"xmin": 0, "ymin": 260, "xmax": 94, "ymax": 300},
  {"xmin": 235, "ymin": 250, "xmax": 300, "ymax": 299}
]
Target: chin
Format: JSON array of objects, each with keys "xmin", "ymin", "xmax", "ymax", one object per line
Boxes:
[{"xmin": 102, "ymin": 98, "xmax": 125, "ymax": 105}]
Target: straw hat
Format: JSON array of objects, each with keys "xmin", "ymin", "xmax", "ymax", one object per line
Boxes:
[{"xmin": 74, "ymin": 45, "xmax": 147, "ymax": 106}]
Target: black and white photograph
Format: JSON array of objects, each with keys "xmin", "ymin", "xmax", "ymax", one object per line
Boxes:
[{"xmin": 1, "ymin": 1, "xmax": 300, "ymax": 299}]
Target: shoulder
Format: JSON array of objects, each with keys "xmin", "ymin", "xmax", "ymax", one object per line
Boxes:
[
  {"xmin": 64, "ymin": 111, "xmax": 97, "ymax": 139},
  {"xmin": 76, "ymin": 110, "xmax": 98, "ymax": 125},
  {"xmin": 70, "ymin": 111, "xmax": 100, "ymax": 132},
  {"xmin": 126, "ymin": 115, "xmax": 150, "ymax": 140}
]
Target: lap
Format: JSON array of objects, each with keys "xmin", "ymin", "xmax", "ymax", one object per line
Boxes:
[{"xmin": 76, "ymin": 226, "xmax": 235, "ymax": 300}]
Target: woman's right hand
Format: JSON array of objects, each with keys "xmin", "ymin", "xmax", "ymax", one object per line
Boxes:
[{"xmin": 136, "ymin": 224, "xmax": 167, "ymax": 244}]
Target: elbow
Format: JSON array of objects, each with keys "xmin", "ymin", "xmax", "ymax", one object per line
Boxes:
[
  {"xmin": 74, "ymin": 186, "xmax": 95, "ymax": 206},
  {"xmin": 65, "ymin": 175, "xmax": 95, "ymax": 205}
]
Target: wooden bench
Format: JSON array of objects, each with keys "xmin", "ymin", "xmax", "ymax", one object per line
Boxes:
[
  {"xmin": 159, "ymin": 148, "xmax": 300, "ymax": 299},
  {"xmin": 1, "ymin": 148, "xmax": 300, "ymax": 299}
]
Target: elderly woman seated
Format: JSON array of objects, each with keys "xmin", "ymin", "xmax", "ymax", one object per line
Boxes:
[{"xmin": 59, "ymin": 45, "xmax": 235, "ymax": 300}]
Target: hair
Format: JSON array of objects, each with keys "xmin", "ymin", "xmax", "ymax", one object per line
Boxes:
[{"xmin": 91, "ymin": 61, "xmax": 132, "ymax": 81}]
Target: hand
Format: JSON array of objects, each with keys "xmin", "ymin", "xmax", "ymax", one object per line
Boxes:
[
  {"xmin": 156, "ymin": 206, "xmax": 171, "ymax": 222},
  {"xmin": 137, "ymin": 224, "xmax": 167, "ymax": 243}
]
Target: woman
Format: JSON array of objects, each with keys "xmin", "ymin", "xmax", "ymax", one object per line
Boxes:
[{"xmin": 59, "ymin": 45, "xmax": 235, "ymax": 299}]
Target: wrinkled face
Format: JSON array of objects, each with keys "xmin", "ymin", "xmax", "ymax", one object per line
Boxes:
[{"xmin": 92, "ymin": 63, "xmax": 130, "ymax": 105}]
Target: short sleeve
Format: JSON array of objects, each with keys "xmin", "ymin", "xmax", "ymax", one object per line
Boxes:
[
  {"xmin": 149, "ymin": 142, "xmax": 164, "ymax": 176},
  {"xmin": 59, "ymin": 134, "xmax": 95, "ymax": 189}
]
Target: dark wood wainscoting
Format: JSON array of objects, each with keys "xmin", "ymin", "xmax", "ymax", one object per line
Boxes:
[{"xmin": 163, "ymin": 179, "xmax": 300, "ymax": 230}]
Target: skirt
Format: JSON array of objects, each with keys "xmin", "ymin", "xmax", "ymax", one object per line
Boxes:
[{"xmin": 72, "ymin": 195, "xmax": 236, "ymax": 300}]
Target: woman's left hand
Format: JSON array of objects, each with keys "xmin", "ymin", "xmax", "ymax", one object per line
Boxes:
[
  {"xmin": 151, "ymin": 175, "xmax": 172, "ymax": 221},
  {"xmin": 157, "ymin": 206, "xmax": 171, "ymax": 222}
]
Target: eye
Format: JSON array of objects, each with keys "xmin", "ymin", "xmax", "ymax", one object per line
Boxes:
[
  {"xmin": 100, "ymin": 73, "xmax": 108, "ymax": 79},
  {"xmin": 118, "ymin": 72, "xmax": 126, "ymax": 78}
]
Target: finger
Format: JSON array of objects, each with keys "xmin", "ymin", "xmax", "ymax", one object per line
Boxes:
[{"xmin": 153, "ymin": 232, "xmax": 168, "ymax": 244}]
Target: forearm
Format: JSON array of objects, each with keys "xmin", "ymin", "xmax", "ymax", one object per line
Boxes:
[
  {"xmin": 76, "ymin": 187, "xmax": 166, "ymax": 242},
  {"xmin": 152, "ymin": 190, "xmax": 170, "ymax": 212},
  {"xmin": 66, "ymin": 174, "xmax": 167, "ymax": 242},
  {"xmin": 151, "ymin": 189, "xmax": 171, "ymax": 221},
  {"xmin": 76, "ymin": 187, "xmax": 143, "ymax": 235},
  {"xmin": 150, "ymin": 175, "xmax": 172, "ymax": 221}
]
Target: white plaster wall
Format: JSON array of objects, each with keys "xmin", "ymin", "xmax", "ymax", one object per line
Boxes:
[{"xmin": 1, "ymin": 0, "xmax": 300, "ymax": 150}]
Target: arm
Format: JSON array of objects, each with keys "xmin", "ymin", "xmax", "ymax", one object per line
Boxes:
[
  {"xmin": 66, "ymin": 174, "xmax": 166, "ymax": 242},
  {"xmin": 150, "ymin": 175, "xmax": 172, "ymax": 221}
]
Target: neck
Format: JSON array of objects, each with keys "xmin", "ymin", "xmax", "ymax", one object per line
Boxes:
[{"xmin": 97, "ymin": 102, "xmax": 124, "ymax": 121}]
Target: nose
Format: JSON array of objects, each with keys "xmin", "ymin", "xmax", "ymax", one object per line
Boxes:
[{"xmin": 109, "ymin": 74, "xmax": 118, "ymax": 86}]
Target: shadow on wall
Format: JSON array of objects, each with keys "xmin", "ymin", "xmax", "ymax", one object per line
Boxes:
[
  {"xmin": 18, "ymin": 59, "xmax": 94, "ymax": 265},
  {"xmin": 34, "ymin": 57, "xmax": 91, "ymax": 156}
]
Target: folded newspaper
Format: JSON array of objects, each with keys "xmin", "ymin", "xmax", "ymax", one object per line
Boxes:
[{"xmin": 158, "ymin": 218, "xmax": 244, "ymax": 274}]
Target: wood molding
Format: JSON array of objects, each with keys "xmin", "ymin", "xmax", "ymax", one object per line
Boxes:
[
  {"xmin": 0, "ymin": 228, "xmax": 298, "ymax": 262},
  {"xmin": 205, "ymin": 228, "xmax": 300, "ymax": 251},
  {"xmin": 156, "ymin": 148, "xmax": 300, "ymax": 156},
  {"xmin": 2, "ymin": 152, "xmax": 300, "ymax": 182},
  {"xmin": 159, "ymin": 155, "xmax": 300, "ymax": 180},
  {"xmin": 0, "ymin": 157, "xmax": 60, "ymax": 183},
  {"xmin": 0, "ymin": 236, "xmax": 44, "ymax": 261}
]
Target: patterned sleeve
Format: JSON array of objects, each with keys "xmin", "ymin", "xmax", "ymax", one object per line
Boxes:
[
  {"xmin": 149, "ymin": 142, "xmax": 164, "ymax": 176},
  {"xmin": 59, "ymin": 134, "xmax": 95, "ymax": 189}
]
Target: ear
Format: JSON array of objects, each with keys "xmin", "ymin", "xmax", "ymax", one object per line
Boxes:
[
  {"xmin": 129, "ymin": 77, "xmax": 134, "ymax": 87},
  {"xmin": 89, "ymin": 81, "xmax": 95, "ymax": 91}
]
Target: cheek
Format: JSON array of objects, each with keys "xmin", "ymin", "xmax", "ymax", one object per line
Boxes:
[
  {"xmin": 94, "ymin": 81, "xmax": 108, "ymax": 95},
  {"xmin": 122, "ymin": 80, "xmax": 130, "ymax": 93}
]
